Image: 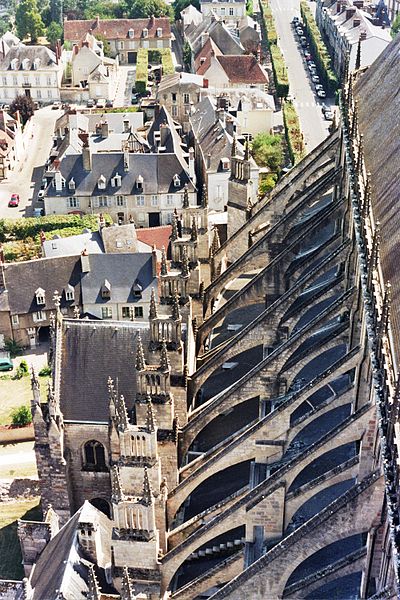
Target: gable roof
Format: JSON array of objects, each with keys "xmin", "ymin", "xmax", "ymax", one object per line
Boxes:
[
  {"xmin": 1, "ymin": 256, "xmax": 82, "ymax": 315},
  {"xmin": 136, "ymin": 225, "xmax": 172, "ymax": 252},
  {"xmin": 216, "ymin": 55, "xmax": 268, "ymax": 84},
  {"xmin": 187, "ymin": 16, "xmax": 243, "ymax": 58},
  {"xmin": 64, "ymin": 17, "xmax": 171, "ymax": 42},
  {"xmin": 353, "ymin": 34, "xmax": 400, "ymax": 359},
  {"xmin": 0, "ymin": 44, "xmax": 59, "ymax": 71},
  {"xmin": 195, "ymin": 37, "xmax": 222, "ymax": 75}
]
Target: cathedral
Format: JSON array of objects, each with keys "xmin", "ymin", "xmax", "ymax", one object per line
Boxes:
[{"xmin": 2, "ymin": 32, "xmax": 400, "ymax": 600}]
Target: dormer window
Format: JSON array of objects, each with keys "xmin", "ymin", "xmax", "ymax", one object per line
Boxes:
[
  {"xmin": 132, "ymin": 279, "xmax": 143, "ymax": 298},
  {"xmin": 111, "ymin": 172, "xmax": 122, "ymax": 187},
  {"xmin": 136, "ymin": 175, "xmax": 143, "ymax": 191},
  {"xmin": 98, "ymin": 174, "xmax": 107, "ymax": 190},
  {"xmin": 33, "ymin": 58, "xmax": 41, "ymax": 70},
  {"xmin": 101, "ymin": 279, "xmax": 111, "ymax": 299},
  {"xmin": 142, "ymin": 28, "xmax": 148, "ymax": 38},
  {"xmin": 68, "ymin": 177, "xmax": 76, "ymax": 191},
  {"xmin": 22, "ymin": 58, "xmax": 30, "ymax": 70},
  {"xmin": 11, "ymin": 58, "xmax": 19, "ymax": 70},
  {"xmin": 221, "ymin": 157, "xmax": 230, "ymax": 171},
  {"xmin": 128, "ymin": 28, "xmax": 134, "ymax": 38},
  {"xmin": 65, "ymin": 284, "xmax": 74, "ymax": 301},
  {"xmin": 156, "ymin": 27, "xmax": 162, "ymax": 37},
  {"xmin": 35, "ymin": 288, "xmax": 45, "ymax": 305},
  {"xmin": 173, "ymin": 174, "xmax": 181, "ymax": 188}
]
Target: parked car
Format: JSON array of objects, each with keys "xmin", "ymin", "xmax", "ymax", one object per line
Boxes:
[
  {"xmin": 37, "ymin": 190, "xmax": 45, "ymax": 201},
  {"xmin": 0, "ymin": 357, "xmax": 13, "ymax": 371},
  {"xmin": 33, "ymin": 207, "xmax": 44, "ymax": 217},
  {"xmin": 296, "ymin": 28, "xmax": 304, "ymax": 36},
  {"xmin": 304, "ymin": 52, "xmax": 312, "ymax": 60},
  {"xmin": 321, "ymin": 103, "xmax": 329, "ymax": 113},
  {"xmin": 324, "ymin": 110, "xmax": 334, "ymax": 120},
  {"xmin": 8, "ymin": 193, "xmax": 19, "ymax": 207},
  {"xmin": 311, "ymin": 75, "xmax": 320, "ymax": 83},
  {"xmin": 52, "ymin": 101, "xmax": 62, "ymax": 110},
  {"xmin": 86, "ymin": 99, "xmax": 95, "ymax": 108},
  {"xmin": 131, "ymin": 93, "xmax": 139, "ymax": 105},
  {"xmin": 315, "ymin": 84, "xmax": 324, "ymax": 91},
  {"xmin": 106, "ymin": 100, "xmax": 113, "ymax": 108},
  {"xmin": 96, "ymin": 98, "xmax": 106, "ymax": 108},
  {"xmin": 292, "ymin": 16, "xmax": 300, "ymax": 24},
  {"xmin": 308, "ymin": 62, "xmax": 317, "ymax": 70},
  {"xmin": 317, "ymin": 90, "xmax": 326, "ymax": 98}
]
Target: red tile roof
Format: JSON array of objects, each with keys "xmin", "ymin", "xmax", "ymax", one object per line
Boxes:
[
  {"xmin": 64, "ymin": 17, "xmax": 171, "ymax": 42},
  {"xmin": 216, "ymin": 55, "xmax": 268, "ymax": 84},
  {"xmin": 195, "ymin": 38, "xmax": 221, "ymax": 76},
  {"xmin": 136, "ymin": 225, "xmax": 172, "ymax": 252}
]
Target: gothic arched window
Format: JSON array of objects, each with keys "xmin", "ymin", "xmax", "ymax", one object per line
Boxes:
[{"xmin": 83, "ymin": 440, "xmax": 107, "ymax": 472}]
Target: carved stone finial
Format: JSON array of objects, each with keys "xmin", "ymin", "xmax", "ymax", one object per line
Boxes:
[
  {"xmin": 201, "ymin": 183, "xmax": 208, "ymax": 208},
  {"xmin": 190, "ymin": 215, "xmax": 198, "ymax": 242},
  {"xmin": 142, "ymin": 467, "xmax": 153, "ymax": 506},
  {"xmin": 149, "ymin": 288, "xmax": 158, "ymax": 319},
  {"xmin": 181, "ymin": 246, "xmax": 189, "ymax": 278},
  {"xmin": 146, "ymin": 396, "xmax": 156, "ymax": 432},
  {"xmin": 170, "ymin": 213, "xmax": 179, "ymax": 241},
  {"xmin": 159, "ymin": 339, "xmax": 170, "ymax": 371},
  {"xmin": 135, "ymin": 333, "xmax": 146, "ymax": 371},
  {"xmin": 171, "ymin": 292, "xmax": 181, "ymax": 320},
  {"xmin": 121, "ymin": 566, "xmax": 135, "ymax": 600},
  {"xmin": 160, "ymin": 246, "xmax": 168, "ymax": 276},
  {"xmin": 87, "ymin": 563, "xmax": 101, "ymax": 600},
  {"xmin": 183, "ymin": 184, "xmax": 189, "ymax": 209},
  {"xmin": 111, "ymin": 465, "xmax": 124, "ymax": 503}
]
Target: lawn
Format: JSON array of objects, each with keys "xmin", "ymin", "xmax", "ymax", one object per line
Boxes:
[
  {"xmin": 0, "ymin": 376, "xmax": 49, "ymax": 426},
  {"xmin": 0, "ymin": 499, "xmax": 42, "ymax": 580}
]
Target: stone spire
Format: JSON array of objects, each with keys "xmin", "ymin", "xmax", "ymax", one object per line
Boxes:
[
  {"xmin": 121, "ymin": 566, "xmax": 135, "ymax": 600},
  {"xmin": 211, "ymin": 227, "xmax": 220, "ymax": 256},
  {"xmin": 231, "ymin": 134, "xmax": 237, "ymax": 157},
  {"xmin": 135, "ymin": 333, "xmax": 146, "ymax": 371},
  {"xmin": 171, "ymin": 213, "xmax": 179, "ymax": 241},
  {"xmin": 190, "ymin": 216, "xmax": 198, "ymax": 242},
  {"xmin": 181, "ymin": 246, "xmax": 189, "ymax": 277},
  {"xmin": 142, "ymin": 467, "xmax": 153, "ymax": 506},
  {"xmin": 146, "ymin": 396, "xmax": 156, "ymax": 432},
  {"xmin": 160, "ymin": 246, "xmax": 168, "ymax": 276},
  {"xmin": 111, "ymin": 465, "xmax": 124, "ymax": 503},
  {"xmin": 244, "ymin": 137, "xmax": 250, "ymax": 161},
  {"xmin": 149, "ymin": 288, "xmax": 158, "ymax": 319},
  {"xmin": 159, "ymin": 339, "xmax": 170, "ymax": 371},
  {"xmin": 183, "ymin": 184, "xmax": 189, "ymax": 209},
  {"xmin": 355, "ymin": 35, "xmax": 362, "ymax": 71},
  {"xmin": 87, "ymin": 563, "xmax": 101, "ymax": 600},
  {"xmin": 115, "ymin": 394, "xmax": 129, "ymax": 431},
  {"xmin": 171, "ymin": 292, "xmax": 181, "ymax": 321},
  {"xmin": 201, "ymin": 183, "xmax": 208, "ymax": 208}
]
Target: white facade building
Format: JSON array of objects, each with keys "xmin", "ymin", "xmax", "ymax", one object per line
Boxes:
[{"xmin": 200, "ymin": 0, "xmax": 247, "ymax": 22}]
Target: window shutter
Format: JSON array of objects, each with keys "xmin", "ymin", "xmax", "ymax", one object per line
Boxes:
[{"xmin": 107, "ymin": 197, "xmax": 112, "ymax": 207}]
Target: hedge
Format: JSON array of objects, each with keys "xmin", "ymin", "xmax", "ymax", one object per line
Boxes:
[
  {"xmin": 160, "ymin": 48, "xmax": 174, "ymax": 76},
  {"xmin": 260, "ymin": 0, "xmax": 289, "ymax": 97},
  {"xmin": 283, "ymin": 101, "xmax": 306, "ymax": 164},
  {"xmin": 300, "ymin": 2, "xmax": 338, "ymax": 93},
  {"xmin": 0, "ymin": 214, "xmax": 112, "ymax": 243},
  {"xmin": 135, "ymin": 48, "xmax": 148, "ymax": 94}
]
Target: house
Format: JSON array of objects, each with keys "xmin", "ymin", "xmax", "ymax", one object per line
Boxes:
[
  {"xmin": 43, "ymin": 107, "xmax": 197, "ymax": 226},
  {"xmin": 185, "ymin": 14, "xmax": 244, "ymax": 64},
  {"xmin": 0, "ymin": 109, "xmax": 25, "ymax": 180},
  {"xmin": 202, "ymin": 88, "xmax": 275, "ymax": 135},
  {"xmin": 190, "ymin": 95, "xmax": 259, "ymax": 211},
  {"xmin": 237, "ymin": 15, "xmax": 261, "ymax": 53},
  {"xmin": 69, "ymin": 33, "xmax": 119, "ymax": 101},
  {"xmin": 64, "ymin": 16, "xmax": 172, "ymax": 64},
  {"xmin": 156, "ymin": 72, "xmax": 206, "ymax": 130},
  {"xmin": 180, "ymin": 3, "xmax": 203, "ymax": 27},
  {"xmin": 199, "ymin": 0, "xmax": 247, "ymax": 22},
  {"xmin": 0, "ymin": 44, "xmax": 63, "ymax": 104},
  {"xmin": 316, "ymin": 0, "xmax": 391, "ymax": 77},
  {"xmin": 80, "ymin": 252, "xmax": 157, "ymax": 321},
  {"xmin": 198, "ymin": 53, "xmax": 269, "ymax": 89},
  {"xmin": 0, "ymin": 255, "xmax": 82, "ymax": 347}
]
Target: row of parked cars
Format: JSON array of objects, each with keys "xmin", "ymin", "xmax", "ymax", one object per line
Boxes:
[{"xmin": 292, "ymin": 15, "xmax": 334, "ymax": 121}]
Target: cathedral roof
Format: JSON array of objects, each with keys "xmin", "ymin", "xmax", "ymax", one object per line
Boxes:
[{"xmin": 354, "ymin": 34, "xmax": 400, "ymax": 357}]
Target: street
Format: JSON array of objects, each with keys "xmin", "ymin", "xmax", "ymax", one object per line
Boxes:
[
  {"xmin": 269, "ymin": 0, "xmax": 333, "ymax": 151},
  {"xmin": 0, "ymin": 106, "xmax": 61, "ymax": 219}
]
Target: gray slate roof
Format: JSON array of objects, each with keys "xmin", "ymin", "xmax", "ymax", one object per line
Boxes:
[
  {"xmin": 0, "ymin": 44, "xmax": 59, "ymax": 70},
  {"xmin": 50, "ymin": 151, "xmax": 195, "ymax": 198},
  {"xmin": 59, "ymin": 318, "xmax": 149, "ymax": 421},
  {"xmin": 42, "ymin": 230, "xmax": 104, "ymax": 258},
  {"xmin": 80, "ymin": 252, "xmax": 156, "ymax": 305},
  {"xmin": 0, "ymin": 256, "xmax": 82, "ymax": 315},
  {"xmin": 186, "ymin": 16, "xmax": 243, "ymax": 58}
]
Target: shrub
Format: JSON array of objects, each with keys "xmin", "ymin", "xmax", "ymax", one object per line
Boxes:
[
  {"xmin": 259, "ymin": 173, "xmax": 278, "ymax": 196},
  {"xmin": 0, "ymin": 214, "xmax": 112, "ymax": 242},
  {"xmin": 270, "ymin": 45, "xmax": 289, "ymax": 98},
  {"xmin": 300, "ymin": 2, "xmax": 338, "ymax": 93},
  {"xmin": 11, "ymin": 405, "xmax": 32, "ymax": 427},
  {"xmin": 4, "ymin": 338, "xmax": 23, "ymax": 358},
  {"xmin": 136, "ymin": 48, "xmax": 148, "ymax": 93},
  {"xmin": 39, "ymin": 364, "xmax": 52, "ymax": 377},
  {"xmin": 160, "ymin": 48, "xmax": 174, "ymax": 75},
  {"xmin": 14, "ymin": 360, "xmax": 29, "ymax": 380},
  {"xmin": 283, "ymin": 101, "xmax": 306, "ymax": 164},
  {"xmin": 251, "ymin": 133, "xmax": 284, "ymax": 171}
]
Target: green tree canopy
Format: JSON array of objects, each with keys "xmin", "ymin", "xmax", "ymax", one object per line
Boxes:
[
  {"xmin": 183, "ymin": 39, "xmax": 191, "ymax": 69},
  {"xmin": 10, "ymin": 94, "xmax": 36, "ymax": 125},
  {"xmin": 94, "ymin": 33, "xmax": 112, "ymax": 57},
  {"xmin": 391, "ymin": 13, "xmax": 400, "ymax": 38},
  {"xmin": 251, "ymin": 133, "xmax": 284, "ymax": 172},
  {"xmin": 15, "ymin": 0, "xmax": 45, "ymax": 42},
  {"xmin": 125, "ymin": 0, "xmax": 173, "ymax": 19},
  {"xmin": 46, "ymin": 21, "xmax": 63, "ymax": 46}
]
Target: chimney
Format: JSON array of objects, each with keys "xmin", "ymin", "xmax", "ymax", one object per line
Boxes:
[
  {"xmin": 95, "ymin": 15, "xmax": 100, "ymax": 27},
  {"xmin": 151, "ymin": 245, "xmax": 157, "ymax": 277},
  {"xmin": 201, "ymin": 32, "xmax": 209, "ymax": 47},
  {"xmin": 160, "ymin": 123, "xmax": 169, "ymax": 147},
  {"xmin": 81, "ymin": 133, "xmax": 92, "ymax": 171},
  {"xmin": 188, "ymin": 147, "xmax": 195, "ymax": 182},
  {"xmin": 226, "ymin": 116, "xmax": 234, "ymax": 136},
  {"xmin": 98, "ymin": 213, "xmax": 106, "ymax": 230},
  {"xmin": 345, "ymin": 8, "xmax": 356, "ymax": 19},
  {"xmin": 81, "ymin": 253, "xmax": 90, "ymax": 273},
  {"xmin": 150, "ymin": 14, "xmax": 155, "ymax": 27},
  {"xmin": 73, "ymin": 44, "xmax": 79, "ymax": 55},
  {"xmin": 360, "ymin": 30, "xmax": 367, "ymax": 40},
  {"xmin": 206, "ymin": 153, "xmax": 211, "ymax": 169},
  {"xmin": 101, "ymin": 121, "xmax": 109, "ymax": 138},
  {"xmin": 203, "ymin": 78, "xmax": 209, "ymax": 88}
]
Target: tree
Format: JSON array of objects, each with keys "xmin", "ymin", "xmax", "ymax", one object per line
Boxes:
[
  {"xmin": 46, "ymin": 21, "xmax": 63, "ymax": 46},
  {"xmin": 11, "ymin": 405, "xmax": 32, "ymax": 426},
  {"xmin": 183, "ymin": 40, "xmax": 191, "ymax": 70},
  {"xmin": 126, "ymin": 0, "xmax": 173, "ymax": 19},
  {"xmin": 172, "ymin": 0, "xmax": 200, "ymax": 21},
  {"xmin": 94, "ymin": 33, "xmax": 112, "ymax": 58},
  {"xmin": 251, "ymin": 133, "xmax": 284, "ymax": 172},
  {"xmin": 15, "ymin": 0, "xmax": 45, "ymax": 42},
  {"xmin": 391, "ymin": 14, "xmax": 400, "ymax": 38},
  {"xmin": 50, "ymin": 0, "xmax": 63, "ymax": 24},
  {"xmin": 10, "ymin": 94, "xmax": 36, "ymax": 126}
]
